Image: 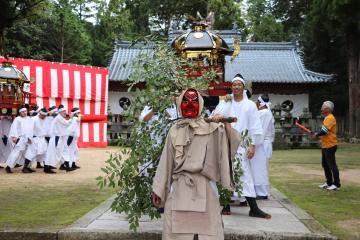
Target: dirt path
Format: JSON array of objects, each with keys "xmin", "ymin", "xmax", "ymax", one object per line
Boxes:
[
  {"xmin": 288, "ymin": 165, "xmax": 360, "ymax": 185},
  {"xmin": 0, "ymin": 147, "xmax": 120, "ymax": 188}
]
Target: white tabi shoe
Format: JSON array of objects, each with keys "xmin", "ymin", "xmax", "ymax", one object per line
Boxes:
[
  {"xmin": 318, "ymin": 183, "xmax": 329, "ymax": 189},
  {"xmin": 326, "ymin": 185, "xmax": 340, "ymax": 191}
]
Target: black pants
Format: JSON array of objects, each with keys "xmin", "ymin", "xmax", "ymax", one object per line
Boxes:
[{"xmin": 321, "ymin": 145, "xmax": 340, "ymax": 187}]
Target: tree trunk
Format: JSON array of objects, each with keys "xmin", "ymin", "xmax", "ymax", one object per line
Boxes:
[
  {"xmin": 348, "ymin": 31, "xmax": 360, "ymax": 138},
  {"xmin": 0, "ymin": 29, "xmax": 4, "ymax": 56}
]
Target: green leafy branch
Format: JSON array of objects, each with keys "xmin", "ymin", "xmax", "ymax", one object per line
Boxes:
[
  {"xmin": 218, "ymin": 129, "xmax": 251, "ymax": 205},
  {"xmin": 97, "ymin": 42, "xmax": 217, "ymax": 232}
]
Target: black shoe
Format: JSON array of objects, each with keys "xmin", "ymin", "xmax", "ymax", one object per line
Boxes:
[
  {"xmin": 0, "ymin": 166, "xmax": 4, "ymax": 169},
  {"xmin": 256, "ymin": 196, "xmax": 268, "ymax": 200},
  {"xmin": 14, "ymin": 164, "xmax": 22, "ymax": 168},
  {"xmin": 5, "ymin": 166, "xmax": 13, "ymax": 173},
  {"xmin": 66, "ymin": 166, "xmax": 76, "ymax": 172},
  {"xmin": 221, "ymin": 205, "xmax": 231, "ymax": 215},
  {"xmin": 22, "ymin": 167, "xmax": 33, "ymax": 173},
  {"xmin": 44, "ymin": 166, "xmax": 56, "ymax": 174},
  {"xmin": 239, "ymin": 201, "xmax": 248, "ymax": 207},
  {"xmin": 49, "ymin": 166, "xmax": 57, "ymax": 170},
  {"xmin": 28, "ymin": 168, "xmax": 36, "ymax": 172},
  {"xmin": 59, "ymin": 164, "xmax": 67, "ymax": 170},
  {"xmin": 36, "ymin": 162, "xmax": 44, "ymax": 169},
  {"xmin": 249, "ymin": 209, "xmax": 271, "ymax": 219},
  {"xmin": 72, "ymin": 163, "xmax": 80, "ymax": 169}
]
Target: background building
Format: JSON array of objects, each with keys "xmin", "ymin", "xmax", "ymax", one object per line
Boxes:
[{"xmin": 108, "ymin": 29, "xmax": 333, "ymax": 118}]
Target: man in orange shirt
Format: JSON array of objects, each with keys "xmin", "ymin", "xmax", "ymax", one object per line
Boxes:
[{"xmin": 315, "ymin": 101, "xmax": 340, "ymax": 190}]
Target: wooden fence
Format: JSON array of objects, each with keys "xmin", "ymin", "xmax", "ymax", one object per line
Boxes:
[
  {"xmin": 107, "ymin": 114, "xmax": 349, "ymax": 143},
  {"xmin": 107, "ymin": 114, "xmax": 133, "ymax": 143},
  {"xmin": 309, "ymin": 116, "xmax": 348, "ymax": 138}
]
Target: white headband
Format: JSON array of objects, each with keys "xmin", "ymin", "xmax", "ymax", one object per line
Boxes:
[
  {"xmin": 72, "ymin": 109, "xmax": 80, "ymax": 114},
  {"xmin": 19, "ymin": 107, "xmax": 27, "ymax": 113},
  {"xmin": 258, "ymin": 95, "xmax": 271, "ymax": 109},
  {"xmin": 232, "ymin": 76, "xmax": 245, "ymax": 85},
  {"xmin": 49, "ymin": 108, "xmax": 58, "ymax": 113},
  {"xmin": 58, "ymin": 107, "xmax": 67, "ymax": 112},
  {"xmin": 39, "ymin": 111, "xmax": 48, "ymax": 116}
]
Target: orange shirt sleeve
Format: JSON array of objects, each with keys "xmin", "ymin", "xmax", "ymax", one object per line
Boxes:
[{"xmin": 323, "ymin": 115, "xmax": 336, "ymax": 130}]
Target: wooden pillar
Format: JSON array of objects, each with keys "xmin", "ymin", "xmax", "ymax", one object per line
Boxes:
[{"xmin": 348, "ymin": 32, "xmax": 360, "ymax": 138}]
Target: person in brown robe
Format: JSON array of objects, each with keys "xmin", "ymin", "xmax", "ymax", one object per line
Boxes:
[{"xmin": 151, "ymin": 88, "xmax": 240, "ymax": 240}]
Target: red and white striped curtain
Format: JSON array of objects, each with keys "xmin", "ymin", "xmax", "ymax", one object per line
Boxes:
[{"xmin": 0, "ymin": 57, "xmax": 109, "ymax": 148}]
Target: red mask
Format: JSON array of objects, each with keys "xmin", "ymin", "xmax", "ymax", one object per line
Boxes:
[{"xmin": 181, "ymin": 89, "xmax": 200, "ymax": 118}]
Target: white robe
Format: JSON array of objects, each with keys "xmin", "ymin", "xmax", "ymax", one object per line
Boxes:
[
  {"xmin": 45, "ymin": 115, "xmax": 71, "ymax": 167},
  {"xmin": 213, "ymin": 93, "xmax": 263, "ymax": 198},
  {"xmin": 0, "ymin": 118, "xmax": 13, "ymax": 164},
  {"xmin": 24, "ymin": 116, "xmax": 48, "ymax": 163},
  {"xmin": 45, "ymin": 115, "xmax": 55, "ymax": 134},
  {"xmin": 250, "ymin": 108, "xmax": 275, "ymax": 197},
  {"xmin": 5, "ymin": 116, "xmax": 34, "ymax": 168},
  {"xmin": 63, "ymin": 117, "xmax": 80, "ymax": 166}
]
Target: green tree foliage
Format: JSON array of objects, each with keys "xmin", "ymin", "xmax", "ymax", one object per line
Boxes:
[
  {"xmin": 127, "ymin": 0, "xmax": 209, "ymax": 36},
  {"xmin": 44, "ymin": 0, "xmax": 92, "ymax": 64},
  {"xmin": 301, "ymin": 0, "xmax": 360, "ymax": 136},
  {"xmin": 69, "ymin": 0, "xmax": 98, "ymax": 21},
  {"xmin": 246, "ymin": 0, "xmax": 286, "ymax": 41},
  {"xmin": 4, "ymin": 0, "xmax": 93, "ymax": 64},
  {"xmin": 148, "ymin": 0, "xmax": 204, "ymax": 35},
  {"xmin": 0, "ymin": 0, "xmax": 45, "ymax": 55},
  {"xmin": 123, "ymin": 0, "xmax": 151, "ymax": 35},
  {"xmin": 4, "ymin": 15, "xmax": 53, "ymax": 60},
  {"xmin": 89, "ymin": 0, "xmax": 133, "ymax": 66},
  {"xmin": 208, "ymin": 0, "xmax": 247, "ymax": 39},
  {"xmin": 272, "ymin": 0, "xmax": 311, "ymax": 39}
]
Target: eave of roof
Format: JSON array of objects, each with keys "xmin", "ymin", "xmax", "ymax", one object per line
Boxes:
[{"xmin": 109, "ymin": 40, "xmax": 334, "ymax": 84}]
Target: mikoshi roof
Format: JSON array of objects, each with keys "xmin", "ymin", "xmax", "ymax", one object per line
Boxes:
[{"xmin": 109, "ymin": 30, "xmax": 334, "ymax": 84}]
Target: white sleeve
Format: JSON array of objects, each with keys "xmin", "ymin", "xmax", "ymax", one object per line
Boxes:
[
  {"xmin": 139, "ymin": 105, "xmax": 152, "ymax": 121},
  {"xmin": 67, "ymin": 119, "xmax": 78, "ymax": 135},
  {"xmin": 9, "ymin": 118, "xmax": 19, "ymax": 138},
  {"xmin": 248, "ymin": 104, "xmax": 263, "ymax": 145},
  {"xmin": 165, "ymin": 105, "xmax": 178, "ymax": 120},
  {"xmin": 58, "ymin": 116, "xmax": 72, "ymax": 126},
  {"xmin": 211, "ymin": 100, "xmax": 231, "ymax": 117},
  {"xmin": 269, "ymin": 116, "xmax": 275, "ymax": 142}
]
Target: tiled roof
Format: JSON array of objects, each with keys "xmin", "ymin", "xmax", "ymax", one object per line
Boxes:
[
  {"xmin": 224, "ymin": 42, "xmax": 334, "ymax": 83},
  {"xmin": 108, "ymin": 43, "xmax": 153, "ymax": 82},
  {"xmin": 109, "ymin": 34, "xmax": 334, "ymax": 83}
]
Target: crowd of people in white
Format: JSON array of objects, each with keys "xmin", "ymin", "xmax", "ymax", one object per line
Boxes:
[{"xmin": 0, "ymin": 105, "xmax": 81, "ymax": 174}]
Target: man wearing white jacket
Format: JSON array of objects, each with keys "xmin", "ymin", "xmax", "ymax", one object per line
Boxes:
[
  {"xmin": 251, "ymin": 94, "xmax": 275, "ymax": 199},
  {"xmin": 45, "ymin": 105, "xmax": 72, "ymax": 173},
  {"xmin": 5, "ymin": 106, "xmax": 34, "ymax": 173},
  {"xmin": 63, "ymin": 107, "xmax": 81, "ymax": 170},
  {"xmin": 212, "ymin": 74, "xmax": 271, "ymax": 219},
  {"xmin": 24, "ymin": 108, "xmax": 49, "ymax": 172},
  {"xmin": 44, "ymin": 106, "xmax": 58, "ymax": 144}
]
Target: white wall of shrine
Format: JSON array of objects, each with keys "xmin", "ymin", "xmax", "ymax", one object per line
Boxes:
[
  {"xmin": 108, "ymin": 91, "xmax": 134, "ymax": 115},
  {"xmin": 250, "ymin": 93, "xmax": 309, "ymax": 117},
  {"xmin": 108, "ymin": 90, "xmax": 310, "ymax": 117}
]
